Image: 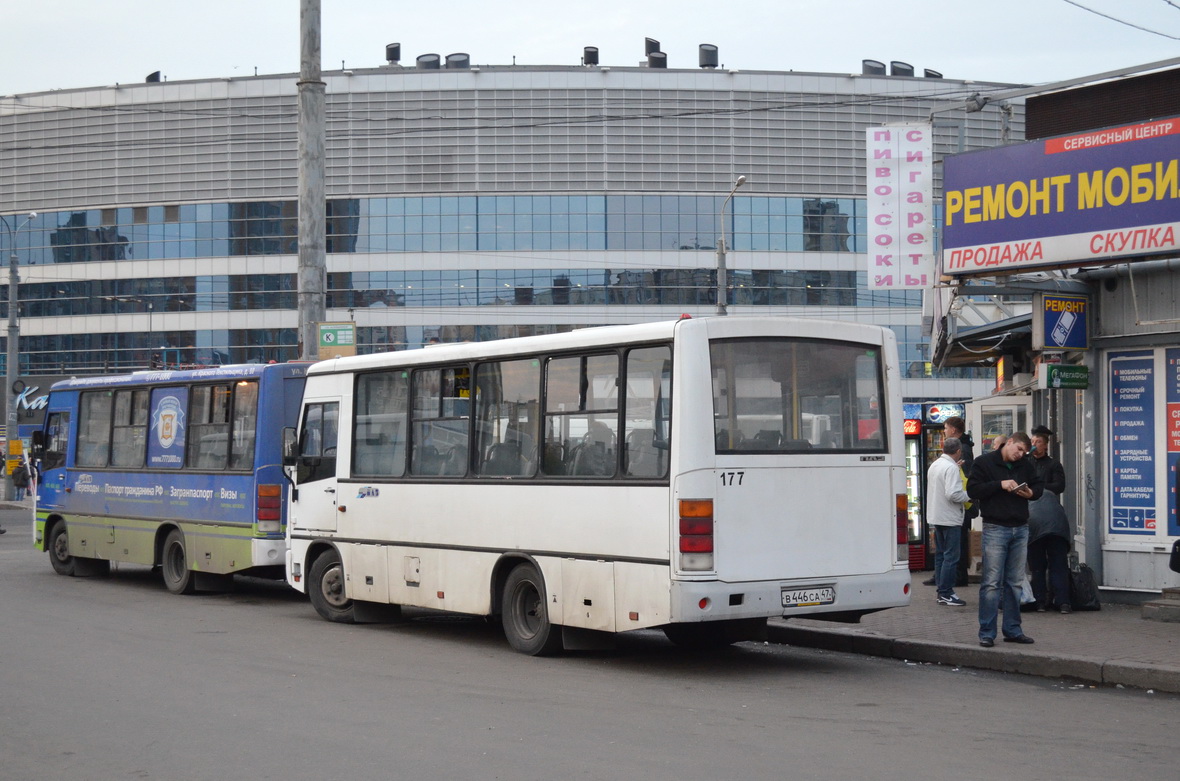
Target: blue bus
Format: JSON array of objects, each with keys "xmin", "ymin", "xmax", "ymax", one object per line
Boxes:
[{"xmin": 32, "ymin": 363, "xmax": 308, "ymax": 593}]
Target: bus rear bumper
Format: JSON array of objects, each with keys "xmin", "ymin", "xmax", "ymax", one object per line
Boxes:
[
  {"xmin": 669, "ymin": 568, "xmax": 911, "ymax": 624},
  {"xmin": 251, "ymin": 538, "xmax": 287, "ymax": 568}
]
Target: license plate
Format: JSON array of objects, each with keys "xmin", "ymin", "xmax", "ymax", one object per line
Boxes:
[{"xmin": 781, "ymin": 586, "xmax": 835, "ymax": 608}]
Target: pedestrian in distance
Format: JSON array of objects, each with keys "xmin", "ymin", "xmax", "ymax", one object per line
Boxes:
[
  {"xmin": 923, "ymin": 415, "xmax": 978, "ymax": 589},
  {"xmin": 928, "ymin": 437, "xmax": 971, "ymax": 606},
  {"xmin": 11, "ymin": 462, "xmax": 29, "ymax": 502},
  {"xmin": 967, "ymin": 432, "xmax": 1044, "ymax": 647},
  {"xmin": 944, "ymin": 416, "xmax": 976, "ymax": 587},
  {"xmin": 1027, "ymin": 426, "xmax": 1071, "ymax": 613}
]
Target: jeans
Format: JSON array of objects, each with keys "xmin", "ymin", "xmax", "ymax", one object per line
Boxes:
[
  {"xmin": 1028, "ymin": 534, "xmax": 1071, "ymax": 608},
  {"xmin": 932, "ymin": 525, "xmax": 961, "ymax": 598},
  {"xmin": 978, "ymin": 523, "xmax": 1029, "ymax": 641}
]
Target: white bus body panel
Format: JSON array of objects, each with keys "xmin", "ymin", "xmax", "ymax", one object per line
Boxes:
[{"xmin": 287, "ymin": 316, "xmax": 910, "ymax": 635}]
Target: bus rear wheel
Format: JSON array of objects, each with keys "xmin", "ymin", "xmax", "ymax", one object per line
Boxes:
[
  {"xmin": 309, "ymin": 549, "xmax": 355, "ymax": 623},
  {"xmin": 501, "ymin": 563, "xmax": 562, "ymax": 656},
  {"xmin": 161, "ymin": 529, "xmax": 196, "ymax": 595},
  {"xmin": 48, "ymin": 522, "xmax": 75, "ymax": 576}
]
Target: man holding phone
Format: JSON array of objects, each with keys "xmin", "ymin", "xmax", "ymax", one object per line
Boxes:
[{"xmin": 967, "ymin": 432, "xmax": 1044, "ymax": 647}]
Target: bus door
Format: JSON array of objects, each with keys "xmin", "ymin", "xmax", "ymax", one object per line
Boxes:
[{"xmin": 292, "ymin": 400, "xmax": 340, "ymax": 533}]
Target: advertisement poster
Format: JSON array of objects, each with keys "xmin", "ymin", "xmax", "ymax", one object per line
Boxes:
[
  {"xmin": 147, "ymin": 386, "xmax": 188, "ymax": 469},
  {"xmin": 865, "ymin": 123, "xmax": 934, "ymax": 290},
  {"xmin": 1108, "ymin": 352, "xmax": 1156, "ymax": 535},
  {"xmin": 1167, "ymin": 349, "xmax": 1180, "ymax": 537},
  {"xmin": 943, "ymin": 116, "xmax": 1180, "ymax": 277}
]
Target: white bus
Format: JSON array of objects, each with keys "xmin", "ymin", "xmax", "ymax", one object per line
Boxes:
[{"xmin": 285, "ymin": 316, "xmax": 911, "ymax": 654}]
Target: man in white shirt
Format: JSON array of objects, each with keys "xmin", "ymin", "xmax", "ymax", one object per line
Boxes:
[{"xmin": 928, "ymin": 438, "xmax": 971, "ymax": 605}]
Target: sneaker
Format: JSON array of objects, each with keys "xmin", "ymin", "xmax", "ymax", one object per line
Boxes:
[
  {"xmin": 1003, "ymin": 634, "xmax": 1035, "ymax": 644},
  {"xmin": 1059, "ymin": 604, "xmax": 1072, "ymax": 614},
  {"xmin": 937, "ymin": 594, "xmax": 967, "ymax": 606},
  {"xmin": 0, "ymin": 527, "xmax": 6, "ymax": 534},
  {"xmin": 921, "ymin": 577, "xmax": 936, "ymax": 586}
]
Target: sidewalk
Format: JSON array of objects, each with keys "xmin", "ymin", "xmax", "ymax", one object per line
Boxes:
[{"xmin": 767, "ymin": 580, "xmax": 1180, "ymax": 693}]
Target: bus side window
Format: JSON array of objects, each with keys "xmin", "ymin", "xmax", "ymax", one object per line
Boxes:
[
  {"xmin": 298, "ymin": 402, "xmax": 339, "ymax": 483},
  {"xmin": 622, "ymin": 346, "xmax": 671, "ymax": 478},
  {"xmin": 473, "ymin": 358, "xmax": 540, "ymax": 478},
  {"xmin": 410, "ymin": 367, "xmax": 469, "ymax": 477},
  {"xmin": 352, "ymin": 370, "xmax": 408, "ymax": 479},
  {"xmin": 542, "ymin": 353, "xmax": 619, "ymax": 478},
  {"xmin": 42, "ymin": 412, "xmax": 70, "ymax": 471},
  {"xmin": 77, "ymin": 391, "xmax": 113, "ymax": 467}
]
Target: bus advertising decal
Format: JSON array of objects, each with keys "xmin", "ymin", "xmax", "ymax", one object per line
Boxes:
[
  {"xmin": 147, "ymin": 387, "xmax": 188, "ymax": 469},
  {"xmin": 65, "ymin": 471, "xmax": 254, "ymax": 524}
]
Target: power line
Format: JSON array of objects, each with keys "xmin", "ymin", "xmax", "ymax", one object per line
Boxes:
[{"xmin": 1060, "ymin": 0, "xmax": 1180, "ymax": 39}]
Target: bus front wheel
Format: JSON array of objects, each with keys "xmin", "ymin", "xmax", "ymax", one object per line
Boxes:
[
  {"xmin": 501, "ymin": 563, "xmax": 562, "ymax": 656},
  {"xmin": 161, "ymin": 529, "xmax": 196, "ymax": 595},
  {"xmin": 308, "ymin": 550, "xmax": 355, "ymax": 623},
  {"xmin": 48, "ymin": 522, "xmax": 75, "ymax": 576}
]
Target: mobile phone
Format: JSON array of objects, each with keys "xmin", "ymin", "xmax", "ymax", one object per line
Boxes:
[
  {"xmin": 1051, "ymin": 310, "xmax": 1077, "ymax": 347},
  {"xmin": 1014, "ymin": 482, "xmax": 1028, "ymax": 491}
]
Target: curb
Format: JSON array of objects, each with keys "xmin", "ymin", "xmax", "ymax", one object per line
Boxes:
[{"xmin": 766, "ymin": 623, "xmax": 1180, "ymax": 694}]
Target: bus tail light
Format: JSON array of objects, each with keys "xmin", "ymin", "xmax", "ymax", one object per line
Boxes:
[
  {"xmin": 679, "ymin": 499, "xmax": 714, "ymax": 571},
  {"xmin": 257, "ymin": 484, "xmax": 283, "ymax": 533},
  {"xmin": 896, "ymin": 493, "xmax": 908, "ymax": 561}
]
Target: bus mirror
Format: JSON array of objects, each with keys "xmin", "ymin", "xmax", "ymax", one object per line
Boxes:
[
  {"xmin": 282, "ymin": 427, "xmax": 298, "ymax": 465},
  {"xmin": 31, "ymin": 430, "xmax": 44, "ymax": 459}
]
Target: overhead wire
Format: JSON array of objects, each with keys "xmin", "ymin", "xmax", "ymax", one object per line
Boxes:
[{"xmin": 1059, "ymin": 0, "xmax": 1180, "ymax": 39}]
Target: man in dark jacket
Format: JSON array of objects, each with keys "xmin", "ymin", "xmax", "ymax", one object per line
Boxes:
[
  {"xmin": 1030, "ymin": 426, "xmax": 1066, "ymax": 495},
  {"xmin": 1028, "ymin": 425, "xmax": 1070, "ymax": 612},
  {"xmin": 967, "ymin": 432, "xmax": 1043, "ymax": 647}
]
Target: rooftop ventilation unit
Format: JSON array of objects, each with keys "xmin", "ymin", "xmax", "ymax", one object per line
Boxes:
[
  {"xmin": 699, "ymin": 44, "xmax": 718, "ymax": 69},
  {"xmin": 445, "ymin": 53, "xmax": 470, "ymax": 69},
  {"xmin": 924, "ymin": 68, "xmax": 943, "ymax": 79},
  {"xmin": 416, "ymin": 53, "xmax": 441, "ymax": 70},
  {"xmin": 386, "ymin": 43, "xmax": 401, "ymax": 64},
  {"xmin": 890, "ymin": 61, "xmax": 914, "ymax": 77},
  {"xmin": 645, "ymin": 37, "xmax": 660, "ymax": 56},
  {"xmin": 648, "ymin": 51, "xmax": 667, "ymax": 69},
  {"xmin": 146, "ymin": 71, "xmax": 161, "ymax": 83},
  {"xmin": 861, "ymin": 59, "xmax": 886, "ymax": 75},
  {"xmin": 583, "ymin": 46, "xmax": 599, "ymax": 66}
]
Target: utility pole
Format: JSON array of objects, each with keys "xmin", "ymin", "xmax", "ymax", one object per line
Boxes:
[
  {"xmin": 716, "ymin": 176, "xmax": 746, "ymax": 316},
  {"xmin": 2, "ymin": 212, "xmax": 35, "ymax": 502},
  {"xmin": 297, "ymin": 0, "xmax": 326, "ymax": 360}
]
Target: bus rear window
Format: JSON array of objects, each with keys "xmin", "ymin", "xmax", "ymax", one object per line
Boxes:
[{"xmin": 711, "ymin": 338, "xmax": 886, "ymax": 453}]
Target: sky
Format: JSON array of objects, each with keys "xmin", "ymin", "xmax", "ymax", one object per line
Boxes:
[{"xmin": 2, "ymin": 0, "xmax": 1179, "ymax": 95}]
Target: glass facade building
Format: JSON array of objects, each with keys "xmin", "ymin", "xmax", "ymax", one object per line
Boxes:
[{"xmin": 0, "ymin": 61, "xmax": 1022, "ymax": 395}]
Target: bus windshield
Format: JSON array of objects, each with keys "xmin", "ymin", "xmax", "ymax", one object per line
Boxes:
[{"xmin": 711, "ymin": 337, "xmax": 886, "ymax": 453}]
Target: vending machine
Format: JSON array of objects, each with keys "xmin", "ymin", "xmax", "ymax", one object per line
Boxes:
[
  {"xmin": 901, "ymin": 404, "xmax": 926, "ymax": 570},
  {"xmin": 902, "ymin": 402, "xmax": 969, "ymax": 571}
]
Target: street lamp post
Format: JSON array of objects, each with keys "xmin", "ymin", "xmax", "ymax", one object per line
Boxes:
[
  {"xmin": 716, "ymin": 175, "xmax": 746, "ymax": 316},
  {"xmin": 2, "ymin": 211, "xmax": 37, "ymax": 502}
]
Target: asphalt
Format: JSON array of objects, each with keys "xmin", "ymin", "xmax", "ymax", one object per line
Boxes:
[
  {"xmin": 767, "ymin": 579, "xmax": 1180, "ymax": 693},
  {"xmin": 6, "ymin": 500, "xmax": 1176, "ymax": 690}
]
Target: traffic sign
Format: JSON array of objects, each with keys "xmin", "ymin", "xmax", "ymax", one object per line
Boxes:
[{"xmin": 317, "ymin": 322, "xmax": 356, "ymax": 358}]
